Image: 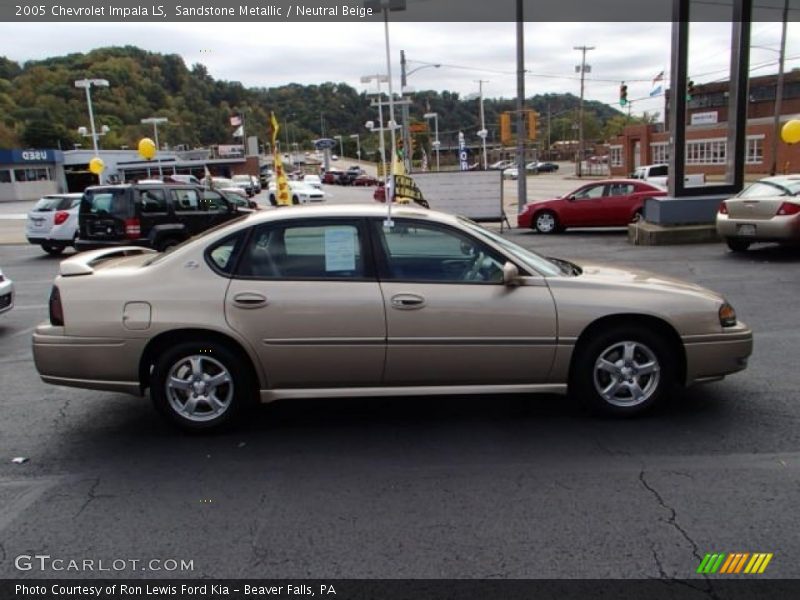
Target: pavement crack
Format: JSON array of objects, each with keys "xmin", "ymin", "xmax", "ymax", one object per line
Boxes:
[
  {"xmin": 639, "ymin": 470, "xmax": 702, "ymax": 563},
  {"xmin": 74, "ymin": 477, "xmax": 113, "ymax": 518}
]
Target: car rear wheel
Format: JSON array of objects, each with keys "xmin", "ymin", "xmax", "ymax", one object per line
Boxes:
[
  {"xmin": 151, "ymin": 341, "xmax": 249, "ymax": 431},
  {"xmin": 292, "ymin": 195, "xmax": 300, "ymax": 205},
  {"xmin": 570, "ymin": 326, "xmax": 674, "ymax": 417},
  {"xmin": 41, "ymin": 243, "xmax": 65, "ymax": 256},
  {"xmin": 157, "ymin": 237, "xmax": 181, "ymax": 252},
  {"xmin": 726, "ymin": 238, "xmax": 751, "ymax": 252},
  {"xmin": 268, "ymin": 194, "xmax": 277, "ymax": 206},
  {"xmin": 533, "ymin": 211, "xmax": 560, "ymax": 234}
]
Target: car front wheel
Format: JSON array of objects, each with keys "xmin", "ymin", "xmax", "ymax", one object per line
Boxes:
[
  {"xmin": 533, "ymin": 211, "xmax": 560, "ymax": 234},
  {"xmin": 570, "ymin": 326, "xmax": 674, "ymax": 416},
  {"xmin": 151, "ymin": 342, "xmax": 249, "ymax": 431}
]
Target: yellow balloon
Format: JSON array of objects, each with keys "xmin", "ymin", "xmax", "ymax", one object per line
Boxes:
[
  {"xmin": 138, "ymin": 137, "xmax": 157, "ymax": 160},
  {"xmin": 88, "ymin": 157, "xmax": 105, "ymax": 175},
  {"xmin": 781, "ymin": 120, "xmax": 800, "ymax": 145}
]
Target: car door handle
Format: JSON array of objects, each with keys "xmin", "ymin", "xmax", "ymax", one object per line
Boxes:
[
  {"xmin": 232, "ymin": 292, "xmax": 269, "ymax": 308},
  {"xmin": 391, "ymin": 294, "xmax": 426, "ymax": 310}
]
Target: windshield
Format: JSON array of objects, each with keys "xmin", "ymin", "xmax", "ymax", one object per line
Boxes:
[{"xmin": 457, "ymin": 217, "xmax": 564, "ymax": 276}]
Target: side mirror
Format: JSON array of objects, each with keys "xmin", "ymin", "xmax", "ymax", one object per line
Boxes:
[
  {"xmin": 502, "ymin": 262, "xmax": 520, "ymax": 286},
  {"xmin": 567, "ymin": 195, "xmax": 576, "ymax": 202}
]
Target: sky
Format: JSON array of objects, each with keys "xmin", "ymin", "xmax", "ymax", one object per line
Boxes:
[{"xmin": 0, "ymin": 21, "xmax": 797, "ymax": 118}]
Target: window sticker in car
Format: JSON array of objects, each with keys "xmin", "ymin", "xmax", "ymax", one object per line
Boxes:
[{"xmin": 324, "ymin": 227, "xmax": 356, "ymax": 272}]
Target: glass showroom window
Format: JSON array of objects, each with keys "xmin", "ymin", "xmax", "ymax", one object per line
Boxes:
[
  {"xmin": 745, "ymin": 136, "xmax": 763, "ymax": 164},
  {"xmin": 651, "ymin": 142, "xmax": 670, "ymax": 164},
  {"xmin": 0, "ymin": 170, "xmax": 11, "ymax": 183},
  {"xmin": 609, "ymin": 146, "xmax": 623, "ymax": 167},
  {"xmin": 13, "ymin": 167, "xmax": 51, "ymax": 182}
]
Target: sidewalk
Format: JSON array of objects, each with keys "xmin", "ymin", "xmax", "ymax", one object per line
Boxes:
[{"xmin": 0, "ymin": 218, "xmax": 26, "ymax": 245}]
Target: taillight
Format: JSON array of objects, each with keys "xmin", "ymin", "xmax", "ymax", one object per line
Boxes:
[
  {"xmin": 777, "ymin": 202, "xmax": 800, "ymax": 216},
  {"xmin": 124, "ymin": 217, "xmax": 141, "ymax": 239},
  {"xmin": 718, "ymin": 201, "xmax": 729, "ymax": 215},
  {"xmin": 49, "ymin": 286, "xmax": 64, "ymax": 326},
  {"xmin": 54, "ymin": 211, "xmax": 69, "ymax": 225}
]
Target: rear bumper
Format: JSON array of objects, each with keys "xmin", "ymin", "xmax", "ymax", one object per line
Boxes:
[
  {"xmin": 716, "ymin": 214, "xmax": 800, "ymax": 242},
  {"xmin": 27, "ymin": 236, "xmax": 73, "ymax": 245},
  {"xmin": 32, "ymin": 323, "xmax": 145, "ymax": 396},
  {"xmin": 683, "ymin": 322, "xmax": 753, "ymax": 385}
]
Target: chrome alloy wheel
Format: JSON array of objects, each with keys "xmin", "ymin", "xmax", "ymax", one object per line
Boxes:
[
  {"xmin": 165, "ymin": 355, "xmax": 234, "ymax": 422},
  {"xmin": 593, "ymin": 340, "xmax": 661, "ymax": 408},
  {"xmin": 535, "ymin": 212, "xmax": 556, "ymax": 233}
]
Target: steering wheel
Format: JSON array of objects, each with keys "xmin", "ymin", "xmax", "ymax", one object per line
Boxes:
[{"xmin": 464, "ymin": 251, "xmax": 485, "ymax": 281}]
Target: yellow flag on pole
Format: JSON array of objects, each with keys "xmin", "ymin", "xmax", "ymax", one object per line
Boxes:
[{"xmin": 270, "ymin": 112, "xmax": 291, "ymax": 206}]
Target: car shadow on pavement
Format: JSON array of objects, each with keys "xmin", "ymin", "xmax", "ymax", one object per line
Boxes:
[{"xmin": 721, "ymin": 243, "xmax": 800, "ymax": 263}]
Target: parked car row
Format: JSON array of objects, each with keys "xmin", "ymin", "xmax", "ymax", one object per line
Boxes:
[
  {"xmin": 321, "ymin": 166, "xmax": 376, "ymax": 186},
  {"xmin": 503, "ymin": 162, "xmax": 559, "ymax": 179}
]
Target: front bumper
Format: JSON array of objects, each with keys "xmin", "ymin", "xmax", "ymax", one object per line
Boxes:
[
  {"xmin": 32, "ymin": 323, "xmax": 146, "ymax": 396},
  {"xmin": 683, "ymin": 321, "xmax": 753, "ymax": 385}
]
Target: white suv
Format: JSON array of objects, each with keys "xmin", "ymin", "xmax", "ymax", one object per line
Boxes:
[{"xmin": 25, "ymin": 193, "xmax": 84, "ymax": 255}]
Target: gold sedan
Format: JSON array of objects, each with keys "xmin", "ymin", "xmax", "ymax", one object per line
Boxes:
[
  {"xmin": 716, "ymin": 175, "xmax": 800, "ymax": 252},
  {"xmin": 34, "ymin": 205, "xmax": 752, "ymax": 430}
]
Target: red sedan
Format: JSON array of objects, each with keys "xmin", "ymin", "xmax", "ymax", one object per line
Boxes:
[{"xmin": 517, "ymin": 179, "xmax": 666, "ymax": 233}]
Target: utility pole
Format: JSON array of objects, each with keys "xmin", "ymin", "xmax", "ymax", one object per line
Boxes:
[
  {"xmin": 515, "ymin": 0, "xmax": 526, "ymax": 213},
  {"xmin": 574, "ymin": 45, "xmax": 594, "ymax": 177},
  {"xmin": 770, "ymin": 0, "xmax": 788, "ymax": 176},
  {"xmin": 400, "ymin": 49, "xmax": 412, "ymax": 172}
]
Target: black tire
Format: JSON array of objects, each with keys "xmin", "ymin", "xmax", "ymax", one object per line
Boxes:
[
  {"xmin": 156, "ymin": 237, "xmax": 181, "ymax": 252},
  {"xmin": 292, "ymin": 195, "xmax": 300, "ymax": 205},
  {"xmin": 41, "ymin": 243, "xmax": 65, "ymax": 256},
  {"xmin": 151, "ymin": 341, "xmax": 251, "ymax": 431},
  {"xmin": 726, "ymin": 238, "xmax": 750, "ymax": 252},
  {"xmin": 632, "ymin": 209, "xmax": 643, "ymax": 222},
  {"xmin": 570, "ymin": 325, "xmax": 675, "ymax": 417},
  {"xmin": 268, "ymin": 194, "xmax": 277, "ymax": 206},
  {"xmin": 533, "ymin": 210, "xmax": 561, "ymax": 234}
]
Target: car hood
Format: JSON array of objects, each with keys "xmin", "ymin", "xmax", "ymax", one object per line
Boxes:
[{"xmin": 572, "ymin": 262, "xmax": 724, "ymax": 302}]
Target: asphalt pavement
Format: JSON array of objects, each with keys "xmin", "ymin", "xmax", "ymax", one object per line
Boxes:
[{"xmin": 1, "ymin": 178, "xmax": 799, "ymax": 583}]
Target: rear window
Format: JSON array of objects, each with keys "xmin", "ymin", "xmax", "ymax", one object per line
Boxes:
[
  {"xmin": 81, "ymin": 189, "xmax": 131, "ymax": 217},
  {"xmin": 649, "ymin": 165, "xmax": 668, "ymax": 177},
  {"xmin": 33, "ymin": 196, "xmax": 73, "ymax": 211},
  {"xmin": 738, "ymin": 181, "xmax": 791, "ymax": 198}
]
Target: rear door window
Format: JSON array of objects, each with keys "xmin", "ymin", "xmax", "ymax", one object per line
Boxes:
[
  {"xmin": 170, "ymin": 189, "xmax": 200, "ymax": 211},
  {"xmin": 138, "ymin": 188, "xmax": 168, "ymax": 213}
]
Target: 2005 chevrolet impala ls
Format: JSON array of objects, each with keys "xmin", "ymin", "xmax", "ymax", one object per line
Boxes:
[{"xmin": 33, "ymin": 204, "xmax": 752, "ymax": 430}]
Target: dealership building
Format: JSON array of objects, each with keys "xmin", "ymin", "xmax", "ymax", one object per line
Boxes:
[{"xmin": 608, "ymin": 71, "xmax": 800, "ymax": 178}]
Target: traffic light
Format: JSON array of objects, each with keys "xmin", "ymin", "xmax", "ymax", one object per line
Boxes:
[
  {"xmin": 500, "ymin": 112, "xmax": 512, "ymax": 145},
  {"xmin": 686, "ymin": 79, "xmax": 696, "ymax": 101},
  {"xmin": 527, "ymin": 111, "xmax": 538, "ymax": 141},
  {"xmin": 619, "ymin": 82, "xmax": 628, "ymax": 106}
]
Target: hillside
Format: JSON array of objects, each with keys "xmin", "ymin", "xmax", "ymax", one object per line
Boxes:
[{"xmin": 0, "ymin": 46, "xmax": 632, "ymax": 157}]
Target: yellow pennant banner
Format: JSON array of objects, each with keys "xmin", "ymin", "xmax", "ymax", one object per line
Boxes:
[{"xmin": 270, "ymin": 112, "xmax": 291, "ymax": 206}]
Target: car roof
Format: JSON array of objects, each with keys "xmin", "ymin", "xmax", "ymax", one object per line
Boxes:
[
  {"xmin": 42, "ymin": 193, "xmax": 83, "ymax": 199},
  {"xmin": 237, "ymin": 203, "xmax": 443, "ymax": 225}
]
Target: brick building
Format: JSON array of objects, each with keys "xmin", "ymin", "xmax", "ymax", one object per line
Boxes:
[{"xmin": 608, "ymin": 70, "xmax": 800, "ymax": 179}]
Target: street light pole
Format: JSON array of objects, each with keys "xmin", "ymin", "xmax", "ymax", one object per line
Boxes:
[
  {"xmin": 349, "ymin": 134, "xmax": 361, "ymax": 160},
  {"xmin": 141, "ymin": 117, "xmax": 168, "ymax": 179},
  {"xmin": 334, "ymin": 135, "xmax": 344, "ymax": 158},
  {"xmin": 574, "ymin": 45, "xmax": 595, "ymax": 178},
  {"xmin": 74, "ymin": 78, "xmax": 109, "ymax": 183},
  {"xmin": 476, "ymin": 80, "xmax": 489, "ymax": 170},
  {"xmin": 362, "ymin": 74, "xmax": 389, "ymax": 185},
  {"xmin": 424, "ymin": 112, "xmax": 440, "ymax": 171},
  {"xmin": 400, "ymin": 51, "xmax": 441, "ymax": 173},
  {"xmin": 515, "ymin": 0, "xmax": 526, "ymax": 213}
]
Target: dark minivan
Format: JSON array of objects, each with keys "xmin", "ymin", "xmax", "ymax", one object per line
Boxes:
[{"xmin": 77, "ymin": 183, "xmax": 244, "ymax": 252}]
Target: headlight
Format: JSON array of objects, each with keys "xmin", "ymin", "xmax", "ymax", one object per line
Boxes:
[{"xmin": 719, "ymin": 302, "xmax": 737, "ymax": 327}]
